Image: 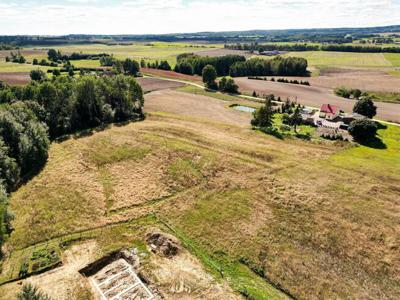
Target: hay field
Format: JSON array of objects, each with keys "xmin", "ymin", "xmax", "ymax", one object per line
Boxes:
[
  {"xmin": 0, "ymin": 88, "xmax": 399, "ymax": 299},
  {"xmin": 35, "ymin": 42, "xmax": 222, "ymax": 67},
  {"xmin": 384, "ymin": 53, "xmax": 400, "ymax": 67},
  {"xmin": 282, "ymin": 51, "xmax": 393, "ymax": 68}
]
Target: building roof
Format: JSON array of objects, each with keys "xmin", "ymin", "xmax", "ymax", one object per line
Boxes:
[{"xmin": 320, "ymin": 104, "xmax": 340, "ymax": 115}]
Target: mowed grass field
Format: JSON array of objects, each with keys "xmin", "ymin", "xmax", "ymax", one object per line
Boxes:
[
  {"xmin": 282, "ymin": 51, "xmax": 395, "ymax": 68},
  {"xmin": 384, "ymin": 53, "xmax": 400, "ymax": 67},
  {"xmin": 34, "ymin": 42, "xmax": 222, "ymax": 67},
  {"xmin": 0, "ymin": 88, "xmax": 399, "ymax": 299}
]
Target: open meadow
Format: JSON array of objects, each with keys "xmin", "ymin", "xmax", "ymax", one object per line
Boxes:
[{"xmin": 0, "ymin": 85, "xmax": 399, "ymax": 299}]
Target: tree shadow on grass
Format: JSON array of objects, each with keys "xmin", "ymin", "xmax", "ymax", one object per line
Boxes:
[
  {"xmin": 295, "ymin": 132, "xmax": 311, "ymax": 141},
  {"xmin": 376, "ymin": 122, "xmax": 388, "ymax": 130},
  {"xmin": 359, "ymin": 136, "xmax": 387, "ymax": 149}
]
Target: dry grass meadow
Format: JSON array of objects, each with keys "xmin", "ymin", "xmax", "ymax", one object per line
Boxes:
[{"xmin": 0, "ymin": 87, "xmax": 399, "ymax": 299}]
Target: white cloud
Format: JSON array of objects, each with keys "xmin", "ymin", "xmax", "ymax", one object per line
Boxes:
[{"xmin": 0, "ymin": 0, "xmax": 399, "ymax": 35}]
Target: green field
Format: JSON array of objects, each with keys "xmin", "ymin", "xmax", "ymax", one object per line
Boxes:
[
  {"xmin": 384, "ymin": 53, "xmax": 400, "ymax": 67},
  {"xmin": 283, "ymin": 51, "xmax": 394, "ymax": 68},
  {"xmin": 33, "ymin": 42, "xmax": 222, "ymax": 67},
  {"xmin": 0, "ymin": 61, "xmax": 51, "ymax": 73}
]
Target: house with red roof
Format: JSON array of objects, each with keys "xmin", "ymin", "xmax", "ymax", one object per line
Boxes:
[{"xmin": 319, "ymin": 104, "xmax": 341, "ymax": 120}]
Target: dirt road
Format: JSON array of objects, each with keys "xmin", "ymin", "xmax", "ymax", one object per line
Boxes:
[{"xmin": 235, "ymin": 77, "xmax": 400, "ymax": 122}]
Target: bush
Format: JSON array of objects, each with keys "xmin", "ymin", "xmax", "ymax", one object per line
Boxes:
[
  {"xmin": 30, "ymin": 69, "xmax": 45, "ymax": 81},
  {"xmin": 353, "ymin": 97, "xmax": 377, "ymax": 118},
  {"xmin": 218, "ymin": 77, "xmax": 239, "ymax": 94},
  {"xmin": 348, "ymin": 119, "xmax": 378, "ymax": 142},
  {"xmin": 17, "ymin": 284, "xmax": 52, "ymax": 300}
]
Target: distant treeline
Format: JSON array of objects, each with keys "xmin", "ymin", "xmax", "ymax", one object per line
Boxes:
[
  {"xmin": 225, "ymin": 43, "xmax": 400, "ymax": 53},
  {"xmin": 0, "ymin": 44, "xmax": 19, "ymax": 50},
  {"xmin": 2, "ymin": 25, "xmax": 400, "ymax": 44},
  {"xmin": 0, "ymin": 76, "xmax": 144, "ymax": 252},
  {"xmin": 173, "ymin": 53, "xmax": 308, "ymax": 77}
]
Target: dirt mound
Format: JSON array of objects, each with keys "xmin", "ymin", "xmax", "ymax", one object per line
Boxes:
[{"xmin": 146, "ymin": 230, "xmax": 180, "ymax": 258}]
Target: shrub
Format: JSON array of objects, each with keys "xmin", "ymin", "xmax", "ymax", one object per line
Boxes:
[
  {"xmin": 17, "ymin": 284, "xmax": 52, "ymax": 300},
  {"xmin": 348, "ymin": 119, "xmax": 378, "ymax": 142},
  {"xmin": 353, "ymin": 97, "xmax": 377, "ymax": 118},
  {"xmin": 30, "ymin": 69, "xmax": 45, "ymax": 81},
  {"xmin": 218, "ymin": 77, "xmax": 239, "ymax": 94}
]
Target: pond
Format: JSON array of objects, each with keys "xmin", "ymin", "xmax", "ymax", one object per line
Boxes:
[{"xmin": 231, "ymin": 105, "xmax": 256, "ymax": 113}]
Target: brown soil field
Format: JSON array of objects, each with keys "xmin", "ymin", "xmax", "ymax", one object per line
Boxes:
[
  {"xmin": 196, "ymin": 48, "xmax": 251, "ymax": 58},
  {"xmin": 0, "ymin": 49, "xmax": 46, "ymax": 59},
  {"xmin": 0, "ymin": 72, "xmax": 30, "ymax": 85},
  {"xmin": 235, "ymin": 77, "xmax": 400, "ymax": 122},
  {"xmin": 271, "ymin": 68, "xmax": 400, "ymax": 93},
  {"xmin": 136, "ymin": 77, "xmax": 185, "ymax": 93},
  {"xmin": 144, "ymin": 89, "xmax": 252, "ymax": 126},
  {"xmin": 142, "ymin": 68, "xmax": 203, "ymax": 83}
]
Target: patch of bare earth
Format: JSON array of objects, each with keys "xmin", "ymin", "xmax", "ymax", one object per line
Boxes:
[
  {"xmin": 0, "ymin": 72, "xmax": 30, "ymax": 85},
  {"xmin": 0, "ymin": 241, "xmax": 98, "ymax": 300},
  {"xmin": 0, "ymin": 49, "xmax": 46, "ymax": 59},
  {"xmin": 136, "ymin": 77, "xmax": 185, "ymax": 93},
  {"xmin": 235, "ymin": 77, "xmax": 400, "ymax": 122},
  {"xmin": 144, "ymin": 89, "xmax": 252, "ymax": 127},
  {"xmin": 195, "ymin": 48, "xmax": 251, "ymax": 58},
  {"xmin": 141, "ymin": 68, "xmax": 202, "ymax": 83},
  {"xmin": 143, "ymin": 230, "xmax": 239, "ymax": 299}
]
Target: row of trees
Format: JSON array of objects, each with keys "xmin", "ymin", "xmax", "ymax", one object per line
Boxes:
[
  {"xmin": 229, "ymin": 56, "xmax": 308, "ymax": 77},
  {"xmin": 5, "ymin": 51, "xmax": 26, "ymax": 64},
  {"xmin": 0, "ymin": 75, "xmax": 145, "ymax": 255},
  {"xmin": 0, "ymin": 44, "xmax": 19, "ymax": 50},
  {"xmin": 174, "ymin": 54, "xmax": 246, "ymax": 76},
  {"xmin": 100, "ymin": 57, "xmax": 140, "ymax": 75},
  {"xmin": 48, "ymin": 49, "xmax": 110, "ymax": 62},
  {"xmin": 225, "ymin": 43, "xmax": 400, "ymax": 53},
  {"xmin": 144, "ymin": 60, "xmax": 172, "ymax": 71}
]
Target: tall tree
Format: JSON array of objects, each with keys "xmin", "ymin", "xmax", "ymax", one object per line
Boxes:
[
  {"xmin": 251, "ymin": 97, "xmax": 275, "ymax": 127},
  {"xmin": 202, "ymin": 65, "xmax": 217, "ymax": 89},
  {"xmin": 353, "ymin": 97, "xmax": 377, "ymax": 119}
]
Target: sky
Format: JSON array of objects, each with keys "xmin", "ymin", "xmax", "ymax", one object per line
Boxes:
[{"xmin": 0, "ymin": 0, "xmax": 400, "ymax": 35}]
